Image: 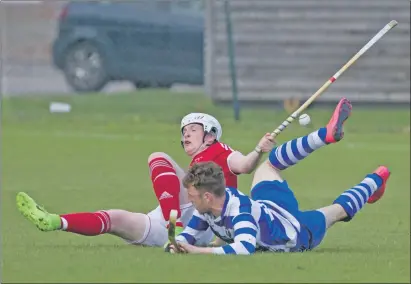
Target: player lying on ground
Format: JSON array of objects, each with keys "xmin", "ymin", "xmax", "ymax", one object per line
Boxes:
[
  {"xmin": 167, "ymin": 98, "xmax": 391, "ymax": 254},
  {"xmin": 16, "ymin": 113, "xmax": 275, "ymax": 247}
]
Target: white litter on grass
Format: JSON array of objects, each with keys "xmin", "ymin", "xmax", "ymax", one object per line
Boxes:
[{"xmin": 49, "ymin": 102, "xmax": 71, "ymax": 113}]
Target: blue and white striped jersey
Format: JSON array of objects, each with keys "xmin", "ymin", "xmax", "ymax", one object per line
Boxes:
[{"xmin": 176, "ymin": 187, "xmax": 303, "ymax": 255}]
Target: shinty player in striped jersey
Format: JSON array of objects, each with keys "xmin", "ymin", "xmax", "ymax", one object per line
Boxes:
[
  {"xmin": 15, "ymin": 113, "xmax": 274, "ymax": 248},
  {"xmin": 168, "ymin": 98, "xmax": 391, "ymax": 254}
]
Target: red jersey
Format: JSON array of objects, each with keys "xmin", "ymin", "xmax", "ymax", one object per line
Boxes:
[{"xmin": 190, "ymin": 142, "xmax": 238, "ymax": 188}]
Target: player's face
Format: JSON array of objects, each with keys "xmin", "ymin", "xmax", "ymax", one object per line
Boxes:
[
  {"xmin": 187, "ymin": 185, "xmax": 210, "ymax": 214},
  {"xmin": 182, "ymin": 124, "xmax": 205, "ymax": 156}
]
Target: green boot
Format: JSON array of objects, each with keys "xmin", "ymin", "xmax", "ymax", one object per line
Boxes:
[{"xmin": 16, "ymin": 192, "xmax": 61, "ymax": 232}]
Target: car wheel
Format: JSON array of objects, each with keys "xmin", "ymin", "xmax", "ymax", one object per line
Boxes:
[{"xmin": 63, "ymin": 41, "xmax": 109, "ymax": 93}]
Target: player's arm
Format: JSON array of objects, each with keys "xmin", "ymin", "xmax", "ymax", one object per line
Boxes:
[
  {"xmin": 228, "ymin": 133, "xmax": 275, "ymax": 174},
  {"xmin": 175, "ymin": 210, "xmax": 209, "ymax": 245},
  {"xmin": 178, "ymin": 213, "xmax": 258, "ymax": 255},
  {"xmin": 211, "ymin": 213, "xmax": 257, "ymax": 255},
  {"xmin": 209, "ymin": 236, "xmax": 227, "ymax": 247}
]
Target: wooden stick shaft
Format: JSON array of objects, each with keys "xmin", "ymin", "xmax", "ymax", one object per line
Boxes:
[{"xmin": 271, "ymin": 20, "xmax": 398, "ymax": 138}]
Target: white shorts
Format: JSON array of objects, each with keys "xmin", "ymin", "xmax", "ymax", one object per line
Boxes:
[{"xmin": 130, "ymin": 203, "xmax": 214, "ymax": 247}]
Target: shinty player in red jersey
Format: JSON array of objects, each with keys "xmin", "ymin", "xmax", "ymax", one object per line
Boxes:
[{"xmin": 16, "ymin": 113, "xmax": 275, "ymax": 247}]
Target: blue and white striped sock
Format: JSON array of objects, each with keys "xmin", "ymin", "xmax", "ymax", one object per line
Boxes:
[
  {"xmin": 269, "ymin": 128, "xmax": 327, "ymax": 170},
  {"xmin": 333, "ymin": 173, "xmax": 383, "ymax": 222}
]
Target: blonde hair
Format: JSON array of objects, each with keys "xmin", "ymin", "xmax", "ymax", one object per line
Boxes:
[{"xmin": 182, "ymin": 162, "xmax": 226, "ymax": 197}]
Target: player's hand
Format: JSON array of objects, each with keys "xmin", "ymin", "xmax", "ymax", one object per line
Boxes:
[
  {"xmin": 164, "ymin": 242, "xmax": 181, "ymax": 253},
  {"xmin": 176, "ymin": 242, "xmax": 200, "ymax": 254},
  {"xmin": 176, "ymin": 242, "xmax": 215, "ymax": 254},
  {"xmin": 257, "ymin": 133, "xmax": 276, "ymax": 153},
  {"xmin": 166, "ymin": 242, "xmax": 187, "ymax": 254}
]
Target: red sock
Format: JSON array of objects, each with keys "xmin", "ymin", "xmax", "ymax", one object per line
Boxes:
[
  {"xmin": 60, "ymin": 211, "xmax": 111, "ymax": 236},
  {"xmin": 149, "ymin": 157, "xmax": 181, "ymax": 221}
]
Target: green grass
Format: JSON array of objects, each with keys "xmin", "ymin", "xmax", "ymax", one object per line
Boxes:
[{"xmin": 2, "ymin": 90, "xmax": 410, "ymax": 283}]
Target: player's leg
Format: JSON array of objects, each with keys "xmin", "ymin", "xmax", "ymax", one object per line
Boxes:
[
  {"xmin": 269, "ymin": 97, "xmax": 352, "ymax": 171},
  {"xmin": 106, "ymin": 210, "xmax": 150, "ymax": 243},
  {"xmin": 250, "ymin": 160, "xmax": 300, "ymax": 216},
  {"xmin": 148, "ymin": 152, "xmax": 188, "ymax": 233},
  {"xmin": 16, "ymin": 192, "xmax": 153, "ymax": 243},
  {"xmin": 16, "ymin": 192, "xmax": 111, "ymax": 235},
  {"xmin": 295, "ymin": 166, "xmax": 390, "ymax": 251},
  {"xmin": 251, "ymin": 156, "xmax": 284, "ymax": 188},
  {"xmin": 132, "ymin": 202, "xmax": 201, "ymax": 247},
  {"xmin": 317, "ymin": 166, "xmax": 390, "ymax": 229}
]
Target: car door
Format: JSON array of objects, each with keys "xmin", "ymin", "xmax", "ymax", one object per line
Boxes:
[
  {"xmin": 103, "ymin": 1, "xmax": 172, "ymax": 82},
  {"xmin": 168, "ymin": 0, "xmax": 204, "ymax": 85}
]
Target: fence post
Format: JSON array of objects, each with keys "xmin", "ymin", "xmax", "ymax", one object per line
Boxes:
[{"xmin": 223, "ymin": 0, "xmax": 240, "ymax": 121}]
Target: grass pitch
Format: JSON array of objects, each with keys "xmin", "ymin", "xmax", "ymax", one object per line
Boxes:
[{"xmin": 2, "ymin": 90, "xmax": 410, "ymax": 283}]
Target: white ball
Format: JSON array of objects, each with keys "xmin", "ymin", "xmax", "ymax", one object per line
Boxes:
[{"xmin": 299, "ymin": 113, "xmax": 311, "ymax": 126}]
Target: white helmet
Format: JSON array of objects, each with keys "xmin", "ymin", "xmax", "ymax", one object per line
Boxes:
[{"xmin": 180, "ymin": 113, "xmax": 222, "ymax": 141}]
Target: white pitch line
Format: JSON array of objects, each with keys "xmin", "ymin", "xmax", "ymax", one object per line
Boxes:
[{"xmin": 5, "ymin": 130, "xmax": 410, "ymax": 152}]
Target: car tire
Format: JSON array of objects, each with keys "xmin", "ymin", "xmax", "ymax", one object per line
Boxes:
[{"xmin": 63, "ymin": 41, "xmax": 109, "ymax": 93}]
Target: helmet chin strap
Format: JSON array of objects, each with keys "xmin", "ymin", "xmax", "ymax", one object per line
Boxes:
[
  {"xmin": 191, "ymin": 135, "xmax": 210, "ymax": 156},
  {"xmin": 192, "ymin": 143, "xmax": 207, "ymax": 156},
  {"xmin": 189, "ymin": 132, "xmax": 215, "ymax": 157}
]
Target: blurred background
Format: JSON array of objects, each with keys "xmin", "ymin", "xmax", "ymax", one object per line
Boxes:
[
  {"xmin": 1, "ymin": 0, "xmax": 409, "ymax": 103},
  {"xmin": 1, "ymin": 1, "xmax": 410, "ymax": 283}
]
